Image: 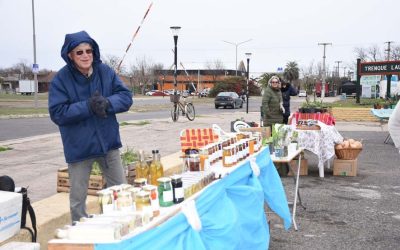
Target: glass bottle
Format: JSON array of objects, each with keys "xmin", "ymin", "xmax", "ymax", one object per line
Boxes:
[
  {"xmin": 155, "ymin": 150, "xmax": 164, "ymax": 180},
  {"xmin": 149, "ymin": 150, "xmax": 158, "ymax": 185},
  {"xmin": 136, "ymin": 150, "xmax": 149, "ymax": 181}
]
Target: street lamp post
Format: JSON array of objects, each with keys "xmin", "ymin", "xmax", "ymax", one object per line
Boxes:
[
  {"xmin": 31, "ymin": 0, "xmax": 38, "ymax": 108},
  {"xmin": 222, "ymin": 39, "xmax": 252, "ymax": 76},
  {"xmin": 170, "ymin": 26, "xmax": 181, "ymax": 96},
  {"xmin": 245, "ymin": 52, "xmax": 252, "ymax": 114}
]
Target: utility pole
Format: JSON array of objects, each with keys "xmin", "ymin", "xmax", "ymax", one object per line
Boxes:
[
  {"xmin": 343, "ymin": 66, "xmax": 347, "ymax": 79},
  {"xmin": 385, "ymin": 41, "xmax": 394, "ymax": 60},
  {"xmin": 318, "ymin": 42, "xmax": 332, "ymax": 100},
  {"xmin": 335, "ymin": 61, "xmax": 342, "ymax": 77}
]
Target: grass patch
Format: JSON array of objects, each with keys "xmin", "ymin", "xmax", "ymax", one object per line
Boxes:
[
  {"xmin": 0, "ymin": 146, "xmax": 12, "ymax": 152},
  {"xmin": 330, "ymin": 98, "xmax": 377, "ymax": 108},
  {"xmin": 0, "ymin": 93, "xmax": 48, "ymax": 101},
  {"xmin": 0, "ymin": 107, "xmax": 49, "ymax": 116},
  {"xmin": 120, "ymin": 120, "xmax": 150, "ymax": 126}
]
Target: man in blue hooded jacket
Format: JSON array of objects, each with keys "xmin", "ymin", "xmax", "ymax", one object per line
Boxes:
[{"xmin": 49, "ymin": 31, "xmax": 133, "ymax": 222}]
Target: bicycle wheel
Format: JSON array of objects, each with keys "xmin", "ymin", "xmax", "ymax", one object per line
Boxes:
[
  {"xmin": 185, "ymin": 103, "xmax": 195, "ymax": 121},
  {"xmin": 171, "ymin": 104, "xmax": 179, "ymax": 122}
]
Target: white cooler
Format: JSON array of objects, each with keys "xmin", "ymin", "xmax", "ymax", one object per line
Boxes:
[{"xmin": 0, "ymin": 191, "xmax": 22, "ymax": 242}]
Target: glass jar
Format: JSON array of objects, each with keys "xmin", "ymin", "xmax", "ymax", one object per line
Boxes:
[
  {"xmin": 127, "ymin": 187, "xmax": 141, "ymax": 204},
  {"xmin": 223, "ymin": 146, "xmax": 233, "ymax": 167},
  {"xmin": 134, "ymin": 178, "xmax": 147, "ymax": 188},
  {"xmin": 135, "ymin": 190, "xmax": 151, "ymax": 211},
  {"xmin": 171, "ymin": 175, "xmax": 184, "ymax": 204},
  {"xmin": 98, "ymin": 190, "xmax": 113, "ymax": 214},
  {"xmin": 117, "ymin": 191, "xmax": 133, "ymax": 212},
  {"xmin": 157, "ymin": 177, "xmax": 174, "ymax": 207},
  {"xmin": 143, "ymin": 185, "xmax": 160, "ymax": 217},
  {"xmin": 199, "ymin": 148, "xmax": 209, "ymax": 171},
  {"xmin": 188, "ymin": 154, "xmax": 200, "ymax": 171}
]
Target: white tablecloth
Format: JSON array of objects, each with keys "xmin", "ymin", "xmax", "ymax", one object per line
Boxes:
[{"xmin": 296, "ymin": 122, "xmax": 343, "ymax": 177}]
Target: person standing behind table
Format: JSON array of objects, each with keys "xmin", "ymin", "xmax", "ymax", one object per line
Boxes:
[
  {"xmin": 389, "ymin": 101, "xmax": 400, "ymax": 153},
  {"xmin": 281, "ymin": 80, "xmax": 298, "ymax": 124},
  {"xmin": 261, "ymin": 76, "xmax": 285, "ymax": 129},
  {"xmin": 48, "ymin": 31, "xmax": 133, "ymax": 222}
]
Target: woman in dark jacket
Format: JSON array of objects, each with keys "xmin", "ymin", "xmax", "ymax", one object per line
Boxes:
[
  {"xmin": 49, "ymin": 31, "xmax": 133, "ymax": 222},
  {"xmin": 262, "ymin": 76, "xmax": 284, "ymax": 128},
  {"xmin": 281, "ymin": 80, "xmax": 298, "ymax": 124}
]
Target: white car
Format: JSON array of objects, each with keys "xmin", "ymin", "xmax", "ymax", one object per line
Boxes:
[{"xmin": 298, "ymin": 90, "xmax": 307, "ymax": 97}]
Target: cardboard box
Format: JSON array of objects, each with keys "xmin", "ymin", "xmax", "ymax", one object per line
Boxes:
[
  {"xmin": 0, "ymin": 191, "xmax": 22, "ymax": 242},
  {"xmin": 288, "ymin": 159, "xmax": 308, "ymax": 176},
  {"xmin": 333, "ymin": 158, "xmax": 358, "ymax": 176},
  {"xmin": 238, "ymin": 127, "xmax": 271, "ymax": 140}
]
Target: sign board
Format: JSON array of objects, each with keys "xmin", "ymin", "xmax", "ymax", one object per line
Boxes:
[
  {"xmin": 32, "ymin": 64, "xmax": 39, "ymax": 74},
  {"xmin": 360, "ymin": 75, "xmax": 381, "ymax": 86},
  {"xmin": 359, "ymin": 61, "xmax": 400, "ymax": 75}
]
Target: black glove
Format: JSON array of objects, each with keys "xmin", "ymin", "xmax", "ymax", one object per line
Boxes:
[{"xmin": 89, "ymin": 91, "xmax": 109, "ymax": 118}]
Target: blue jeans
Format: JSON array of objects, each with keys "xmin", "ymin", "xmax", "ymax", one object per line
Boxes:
[{"xmin": 68, "ymin": 149, "xmax": 126, "ymax": 222}]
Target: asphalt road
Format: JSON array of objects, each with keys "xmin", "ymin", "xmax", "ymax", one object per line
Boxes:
[{"xmin": 0, "ymin": 96, "xmax": 270, "ymax": 141}]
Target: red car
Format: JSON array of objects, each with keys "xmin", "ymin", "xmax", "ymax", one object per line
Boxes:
[{"xmin": 145, "ymin": 90, "xmax": 169, "ymax": 96}]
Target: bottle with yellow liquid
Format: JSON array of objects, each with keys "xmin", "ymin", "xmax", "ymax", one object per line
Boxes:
[
  {"xmin": 149, "ymin": 150, "xmax": 158, "ymax": 185},
  {"xmin": 136, "ymin": 150, "xmax": 149, "ymax": 181},
  {"xmin": 155, "ymin": 149, "xmax": 164, "ymax": 181}
]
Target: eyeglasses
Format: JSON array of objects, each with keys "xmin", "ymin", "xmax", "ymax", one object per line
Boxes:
[
  {"xmin": 271, "ymin": 81, "xmax": 279, "ymax": 84},
  {"xmin": 74, "ymin": 49, "xmax": 93, "ymax": 56}
]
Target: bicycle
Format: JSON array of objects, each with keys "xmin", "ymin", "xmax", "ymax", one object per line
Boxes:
[{"xmin": 170, "ymin": 93, "xmax": 195, "ymax": 122}]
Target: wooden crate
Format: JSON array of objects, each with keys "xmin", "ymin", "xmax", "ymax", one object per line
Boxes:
[{"xmin": 57, "ymin": 167, "xmax": 106, "ymax": 196}]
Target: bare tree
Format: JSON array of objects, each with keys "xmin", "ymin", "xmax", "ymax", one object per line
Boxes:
[
  {"xmin": 128, "ymin": 56, "xmax": 164, "ymax": 94},
  {"xmin": 102, "ymin": 54, "xmax": 125, "ymax": 74},
  {"xmin": 354, "ymin": 47, "xmax": 368, "ymax": 62},
  {"xmin": 205, "ymin": 59, "xmax": 226, "ymax": 82},
  {"xmin": 367, "ymin": 44, "xmax": 382, "ymax": 62},
  {"xmin": 391, "ymin": 45, "xmax": 400, "ymax": 60}
]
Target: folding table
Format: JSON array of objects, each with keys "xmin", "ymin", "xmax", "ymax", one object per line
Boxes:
[{"xmin": 270, "ymin": 147, "xmax": 305, "ymax": 230}]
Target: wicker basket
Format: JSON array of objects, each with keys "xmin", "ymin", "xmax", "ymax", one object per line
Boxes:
[
  {"xmin": 170, "ymin": 94, "xmax": 181, "ymax": 103},
  {"xmin": 334, "ymin": 147, "xmax": 362, "ymax": 160}
]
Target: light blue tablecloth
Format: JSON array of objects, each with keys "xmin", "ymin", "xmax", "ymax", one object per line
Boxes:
[{"xmin": 96, "ymin": 147, "xmax": 291, "ymax": 250}]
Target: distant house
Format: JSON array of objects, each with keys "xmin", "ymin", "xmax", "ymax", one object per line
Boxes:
[
  {"xmin": 1, "ymin": 75, "xmax": 19, "ymax": 93},
  {"xmin": 37, "ymin": 71, "xmax": 57, "ymax": 92},
  {"xmin": 155, "ymin": 69, "xmax": 243, "ymax": 92}
]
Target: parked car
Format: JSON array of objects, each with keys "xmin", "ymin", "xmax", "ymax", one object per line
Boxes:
[
  {"xmin": 199, "ymin": 88, "xmax": 210, "ymax": 97},
  {"xmin": 214, "ymin": 92, "xmax": 243, "ymax": 109},
  {"xmin": 298, "ymin": 90, "xmax": 307, "ymax": 97},
  {"xmin": 145, "ymin": 90, "xmax": 157, "ymax": 96},
  {"xmin": 145, "ymin": 90, "xmax": 169, "ymax": 96}
]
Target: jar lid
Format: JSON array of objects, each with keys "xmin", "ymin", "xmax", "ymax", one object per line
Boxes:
[
  {"xmin": 170, "ymin": 175, "xmax": 182, "ymax": 181},
  {"xmin": 143, "ymin": 185, "xmax": 156, "ymax": 191},
  {"xmin": 157, "ymin": 177, "xmax": 171, "ymax": 183},
  {"xmin": 134, "ymin": 178, "xmax": 147, "ymax": 184}
]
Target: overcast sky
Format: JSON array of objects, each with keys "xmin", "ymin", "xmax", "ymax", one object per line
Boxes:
[{"xmin": 0, "ymin": 0, "xmax": 398, "ymax": 77}]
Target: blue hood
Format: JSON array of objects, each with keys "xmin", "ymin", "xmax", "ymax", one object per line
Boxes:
[{"xmin": 61, "ymin": 30, "xmax": 101, "ymax": 66}]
